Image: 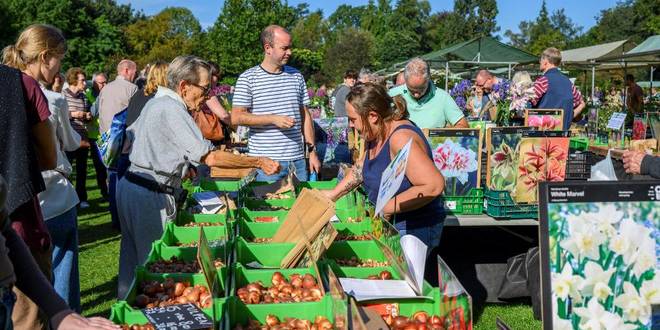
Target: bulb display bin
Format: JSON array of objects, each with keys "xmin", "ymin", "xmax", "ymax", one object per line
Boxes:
[
  {"xmin": 236, "ymin": 219, "xmax": 280, "ymax": 243},
  {"xmin": 111, "ymin": 267, "xmax": 220, "ymax": 325},
  {"xmin": 243, "ymin": 197, "xmax": 295, "ymax": 211},
  {"xmin": 323, "ymin": 241, "xmax": 390, "ymax": 268},
  {"xmin": 230, "ymin": 264, "xmax": 327, "ymax": 315},
  {"xmin": 235, "ymin": 209, "xmax": 288, "ymax": 223},
  {"xmin": 224, "ymin": 296, "xmax": 339, "ymax": 330},
  {"xmin": 174, "ymin": 211, "xmax": 235, "ymax": 237},
  {"xmin": 144, "ymin": 241, "xmax": 230, "ymax": 295},
  {"xmin": 111, "ymin": 296, "xmax": 226, "ymax": 328},
  {"xmin": 234, "ymin": 237, "xmax": 296, "ymax": 268},
  {"xmin": 331, "ymin": 221, "xmax": 374, "ymax": 242},
  {"xmin": 334, "ymin": 208, "xmax": 369, "ymax": 223},
  {"xmin": 197, "ymin": 178, "xmax": 242, "ymax": 193},
  {"xmin": 160, "ymin": 222, "xmax": 229, "ymax": 251}
]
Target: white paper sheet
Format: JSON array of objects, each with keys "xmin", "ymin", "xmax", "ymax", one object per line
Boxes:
[
  {"xmin": 192, "ymin": 191, "xmax": 225, "ymax": 214},
  {"xmin": 338, "ymin": 278, "xmax": 418, "ymax": 301},
  {"xmin": 375, "ymin": 138, "xmax": 413, "ymax": 216},
  {"xmin": 400, "ymin": 234, "xmax": 427, "ymax": 295}
]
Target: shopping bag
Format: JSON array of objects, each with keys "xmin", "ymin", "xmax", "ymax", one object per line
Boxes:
[{"xmin": 589, "ymin": 150, "xmax": 617, "ymax": 181}]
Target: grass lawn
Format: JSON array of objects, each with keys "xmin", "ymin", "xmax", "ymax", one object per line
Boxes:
[{"xmin": 77, "ymin": 163, "xmax": 541, "ymax": 329}]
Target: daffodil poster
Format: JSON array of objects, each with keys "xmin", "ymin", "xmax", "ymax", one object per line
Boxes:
[
  {"xmin": 539, "ymin": 181, "xmax": 660, "ymax": 330},
  {"xmin": 486, "ymin": 127, "xmax": 535, "ymax": 196},
  {"xmin": 425, "ymin": 128, "xmax": 482, "ymax": 197}
]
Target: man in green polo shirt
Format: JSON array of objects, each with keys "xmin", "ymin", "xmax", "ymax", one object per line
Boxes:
[{"xmin": 389, "ymin": 57, "xmax": 468, "ymax": 129}]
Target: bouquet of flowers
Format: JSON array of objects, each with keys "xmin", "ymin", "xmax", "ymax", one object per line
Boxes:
[
  {"xmin": 509, "ymin": 81, "xmax": 536, "ymax": 116},
  {"xmin": 450, "ymin": 80, "xmax": 472, "ymax": 114},
  {"xmin": 491, "ymin": 79, "xmax": 512, "ymax": 126},
  {"xmin": 212, "ymin": 84, "xmax": 232, "ymax": 110}
]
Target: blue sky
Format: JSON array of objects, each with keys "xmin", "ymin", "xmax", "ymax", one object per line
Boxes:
[{"xmin": 118, "ymin": 0, "xmax": 619, "ymax": 41}]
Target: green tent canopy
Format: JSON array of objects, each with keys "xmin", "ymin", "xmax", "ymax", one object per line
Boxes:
[{"xmin": 378, "ymin": 36, "xmax": 538, "ymax": 75}]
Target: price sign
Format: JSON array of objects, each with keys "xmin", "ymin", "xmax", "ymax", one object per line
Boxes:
[
  {"xmin": 142, "ymin": 303, "xmax": 213, "ymax": 329},
  {"xmin": 197, "ymin": 230, "xmax": 217, "ymax": 296},
  {"xmin": 607, "ymin": 112, "xmax": 627, "ymax": 130}
]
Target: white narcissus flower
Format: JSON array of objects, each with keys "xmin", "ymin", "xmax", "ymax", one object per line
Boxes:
[
  {"xmin": 640, "ymin": 276, "xmax": 660, "ymax": 304},
  {"xmin": 632, "ymin": 235, "xmax": 655, "ymax": 278},
  {"xmin": 553, "ymin": 316, "xmax": 573, "ymax": 330},
  {"xmin": 582, "ymin": 204, "xmax": 624, "ymax": 238},
  {"xmin": 552, "ymin": 263, "xmax": 583, "ymax": 301},
  {"xmin": 560, "ymin": 214, "xmax": 606, "ymax": 261},
  {"xmin": 609, "ymin": 218, "xmax": 653, "ymax": 265},
  {"xmin": 580, "ymin": 261, "xmax": 614, "ymax": 302},
  {"xmin": 574, "ymin": 298, "xmax": 636, "ymax": 330},
  {"xmin": 614, "ymin": 281, "xmax": 652, "ymax": 324}
]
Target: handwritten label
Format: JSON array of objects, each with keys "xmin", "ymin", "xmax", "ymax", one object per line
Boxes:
[{"xmin": 142, "ymin": 303, "xmax": 213, "ymax": 329}]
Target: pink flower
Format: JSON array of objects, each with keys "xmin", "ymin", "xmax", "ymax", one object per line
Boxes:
[
  {"xmin": 432, "ymin": 139, "xmax": 478, "ymax": 184},
  {"xmin": 528, "ymin": 115, "xmax": 562, "ymax": 130}
]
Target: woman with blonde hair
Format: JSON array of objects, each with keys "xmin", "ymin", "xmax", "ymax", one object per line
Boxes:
[
  {"xmin": 125, "ymin": 61, "xmax": 169, "ymax": 126},
  {"xmin": 2, "ymin": 23, "xmax": 119, "ymax": 330}
]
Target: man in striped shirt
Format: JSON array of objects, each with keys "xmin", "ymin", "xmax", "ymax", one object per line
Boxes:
[
  {"xmin": 232, "ymin": 25, "xmax": 321, "ymax": 181},
  {"xmin": 530, "ymin": 47, "xmax": 585, "ymax": 129}
]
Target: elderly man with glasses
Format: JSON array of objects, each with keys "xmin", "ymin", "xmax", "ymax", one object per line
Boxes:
[{"xmin": 389, "ymin": 57, "xmax": 468, "ymax": 129}]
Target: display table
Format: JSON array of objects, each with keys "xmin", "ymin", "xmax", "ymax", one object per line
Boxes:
[
  {"xmin": 445, "ymin": 214, "xmax": 537, "ymax": 227},
  {"xmin": 438, "ymin": 214, "xmax": 539, "ymax": 306}
]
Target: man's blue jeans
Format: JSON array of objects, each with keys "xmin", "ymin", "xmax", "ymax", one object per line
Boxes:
[
  {"xmin": 45, "ymin": 207, "xmax": 80, "ymax": 313},
  {"xmin": 255, "ymin": 158, "xmax": 308, "ymax": 182}
]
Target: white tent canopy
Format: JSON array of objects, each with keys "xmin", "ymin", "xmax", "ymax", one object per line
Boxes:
[{"xmin": 561, "ymin": 39, "xmax": 631, "ymax": 66}]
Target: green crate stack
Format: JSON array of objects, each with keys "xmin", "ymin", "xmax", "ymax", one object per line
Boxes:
[
  {"xmin": 236, "ymin": 208, "xmax": 288, "ymax": 223},
  {"xmin": 441, "ymin": 188, "xmax": 484, "ymax": 215},
  {"xmin": 233, "ymin": 237, "xmax": 295, "ymax": 268},
  {"xmin": 484, "ymin": 189, "xmax": 538, "ymax": 219}
]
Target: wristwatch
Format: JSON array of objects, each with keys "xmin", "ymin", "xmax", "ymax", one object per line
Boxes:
[{"xmin": 306, "ymin": 143, "xmax": 316, "ymax": 153}]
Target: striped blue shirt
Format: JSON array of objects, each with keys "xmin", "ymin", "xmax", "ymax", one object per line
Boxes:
[{"xmin": 233, "ymin": 65, "xmax": 310, "ymax": 161}]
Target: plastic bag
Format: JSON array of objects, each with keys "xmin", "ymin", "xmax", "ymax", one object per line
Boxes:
[{"xmin": 589, "ymin": 150, "xmax": 617, "ymax": 181}]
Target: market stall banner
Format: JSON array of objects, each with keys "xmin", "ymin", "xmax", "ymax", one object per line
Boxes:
[
  {"xmin": 539, "ymin": 181, "xmax": 660, "ymax": 330},
  {"xmin": 425, "ymin": 128, "xmax": 482, "ymax": 197},
  {"xmin": 486, "ymin": 127, "xmax": 534, "ymax": 196},
  {"xmin": 525, "ymin": 109, "xmax": 564, "ymax": 131},
  {"xmin": 314, "ymin": 117, "xmax": 349, "ymax": 164},
  {"xmin": 515, "ymin": 134, "xmax": 569, "ymax": 204}
]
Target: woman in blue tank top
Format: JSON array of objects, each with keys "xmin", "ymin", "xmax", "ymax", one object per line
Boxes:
[{"xmin": 324, "ymin": 83, "xmax": 446, "ymax": 250}]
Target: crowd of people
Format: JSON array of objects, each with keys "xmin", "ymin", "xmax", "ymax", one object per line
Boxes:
[{"xmin": 0, "ymin": 20, "xmax": 658, "ymax": 330}]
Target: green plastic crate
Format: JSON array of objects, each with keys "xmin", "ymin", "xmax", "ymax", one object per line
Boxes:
[
  {"xmin": 198, "ymin": 178, "xmax": 242, "ymax": 192},
  {"xmin": 111, "ymin": 267, "xmax": 217, "ymax": 324},
  {"xmin": 243, "ymin": 197, "xmax": 295, "ymax": 210},
  {"xmin": 234, "ymin": 237, "xmax": 295, "ymax": 268},
  {"xmin": 110, "ymin": 298, "xmax": 227, "ymax": 327},
  {"xmin": 236, "ymin": 219, "xmax": 280, "ymax": 242},
  {"xmin": 174, "ymin": 211, "xmax": 235, "ymax": 238},
  {"xmin": 569, "ymin": 137, "xmax": 589, "ymax": 151},
  {"xmin": 242, "ymin": 181, "xmax": 297, "ymax": 199},
  {"xmin": 484, "ymin": 189, "xmax": 538, "ymax": 220},
  {"xmin": 323, "ymin": 241, "xmax": 388, "ymax": 266},
  {"xmin": 297, "ymin": 179, "xmax": 339, "ymax": 191},
  {"xmin": 334, "ymin": 208, "xmax": 369, "ymax": 223},
  {"xmin": 160, "ymin": 222, "xmax": 229, "ymax": 250},
  {"xmin": 235, "ymin": 208, "xmax": 288, "ymax": 223},
  {"xmin": 331, "ymin": 221, "xmax": 373, "ymax": 241},
  {"xmin": 224, "ymin": 296, "xmax": 334, "ymax": 329},
  {"xmin": 442, "ymin": 188, "xmax": 484, "ymax": 215},
  {"xmin": 144, "ymin": 241, "xmax": 230, "ymax": 294},
  {"xmin": 326, "ymin": 262, "xmax": 402, "ymax": 280}
]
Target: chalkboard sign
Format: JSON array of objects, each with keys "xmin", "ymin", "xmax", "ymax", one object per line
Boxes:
[{"xmin": 142, "ymin": 303, "xmax": 213, "ymax": 329}]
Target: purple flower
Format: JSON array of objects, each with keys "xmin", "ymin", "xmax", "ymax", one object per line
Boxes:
[
  {"xmin": 307, "ymin": 88, "xmax": 315, "ymax": 99},
  {"xmin": 316, "ymin": 89, "xmax": 326, "ymax": 98},
  {"xmin": 450, "ymin": 79, "xmax": 472, "ymax": 111}
]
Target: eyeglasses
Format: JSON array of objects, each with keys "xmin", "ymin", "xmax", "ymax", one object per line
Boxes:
[{"xmin": 188, "ymin": 82, "xmax": 210, "ymax": 96}]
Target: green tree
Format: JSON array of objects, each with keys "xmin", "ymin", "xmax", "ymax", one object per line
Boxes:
[
  {"xmin": 291, "ymin": 10, "xmax": 327, "ymax": 51},
  {"xmin": 322, "ymin": 27, "xmax": 375, "ymax": 83},
  {"xmin": 327, "ymin": 4, "xmax": 365, "ymax": 32},
  {"xmin": 505, "ymin": 0, "xmax": 582, "ymax": 54},
  {"xmin": 0, "ymin": 0, "xmax": 136, "ymax": 72},
  {"xmin": 124, "ymin": 7, "xmax": 201, "ymax": 68},
  {"xmin": 289, "ymin": 48, "xmax": 323, "ymax": 82},
  {"xmin": 205, "ymin": 0, "xmax": 298, "ymax": 78},
  {"xmin": 433, "ymin": 0, "xmax": 499, "ymax": 48}
]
